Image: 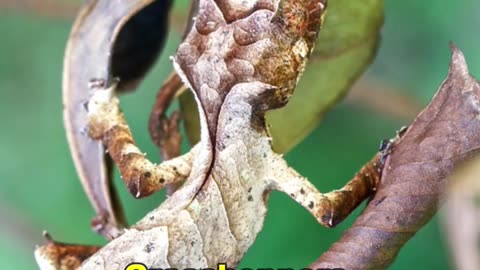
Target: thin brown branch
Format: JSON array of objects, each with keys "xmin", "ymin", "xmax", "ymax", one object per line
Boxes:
[{"xmin": 346, "ymin": 79, "xmax": 423, "ymax": 121}]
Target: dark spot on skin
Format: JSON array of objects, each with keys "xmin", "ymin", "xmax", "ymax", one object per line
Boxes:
[
  {"xmin": 127, "ymin": 181, "xmax": 139, "ymax": 198},
  {"xmin": 300, "ymin": 188, "xmax": 305, "ymax": 194},
  {"xmin": 248, "ymin": 195, "xmax": 253, "ymax": 201},
  {"xmin": 172, "ymin": 166, "xmax": 178, "ymax": 173},
  {"xmin": 82, "ymin": 101, "xmax": 89, "ymax": 111},
  {"xmin": 308, "ymin": 201, "xmax": 314, "ymax": 209},
  {"xmin": 191, "ymin": 241, "xmax": 195, "ymax": 246},
  {"xmin": 143, "ymin": 172, "xmax": 151, "ymax": 178},
  {"xmin": 321, "ymin": 214, "xmax": 332, "ymax": 226},
  {"xmin": 159, "ymin": 178, "xmax": 165, "ymax": 184},
  {"xmin": 228, "ymin": 117, "xmax": 232, "ymax": 121},
  {"xmin": 88, "ymin": 78, "xmax": 105, "ymax": 89},
  {"xmin": 226, "ymin": 135, "xmax": 230, "ymax": 139},
  {"xmin": 263, "ymin": 153, "xmax": 267, "ymax": 158},
  {"xmin": 290, "ymin": 193, "xmax": 296, "ymax": 197},
  {"xmin": 331, "ymin": 215, "xmax": 342, "ymax": 227},
  {"xmin": 149, "ymin": 216, "xmax": 154, "ymax": 221},
  {"xmin": 248, "ymin": 187, "xmax": 252, "ymax": 193},
  {"xmin": 144, "ymin": 242, "xmax": 154, "ymax": 253},
  {"xmin": 373, "ymin": 196, "xmax": 386, "ymax": 206},
  {"xmin": 196, "ymin": 190, "xmax": 207, "ymax": 201},
  {"xmin": 75, "ymin": 253, "xmax": 92, "ymax": 262},
  {"xmin": 378, "ymin": 139, "xmax": 391, "ymax": 152}
]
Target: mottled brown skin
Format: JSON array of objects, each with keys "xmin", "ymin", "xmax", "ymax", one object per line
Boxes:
[
  {"xmin": 175, "ymin": 0, "xmax": 325, "ymax": 140},
  {"xmin": 35, "ymin": 234, "xmax": 100, "ymax": 270},
  {"xmin": 36, "ymin": 0, "xmax": 386, "ymax": 269}
]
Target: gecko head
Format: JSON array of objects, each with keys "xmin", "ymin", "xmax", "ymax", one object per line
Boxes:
[{"xmin": 174, "ymin": 0, "xmax": 327, "ymax": 112}]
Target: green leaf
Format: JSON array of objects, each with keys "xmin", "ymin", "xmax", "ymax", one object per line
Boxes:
[{"xmin": 179, "ymin": 0, "xmax": 384, "ymax": 152}]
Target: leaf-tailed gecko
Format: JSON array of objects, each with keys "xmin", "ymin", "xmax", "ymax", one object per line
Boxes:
[{"xmin": 35, "ymin": 0, "xmax": 383, "ymax": 269}]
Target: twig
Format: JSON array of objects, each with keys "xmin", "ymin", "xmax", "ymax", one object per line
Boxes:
[{"xmin": 346, "ymin": 79, "xmax": 423, "ymax": 121}]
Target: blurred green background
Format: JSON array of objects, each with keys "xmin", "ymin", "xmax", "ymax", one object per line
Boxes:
[{"xmin": 1, "ymin": 0, "xmax": 479, "ymax": 269}]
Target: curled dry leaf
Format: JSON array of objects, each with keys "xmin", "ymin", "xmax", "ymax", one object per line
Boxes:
[
  {"xmin": 63, "ymin": 0, "xmax": 172, "ymax": 238},
  {"xmin": 311, "ymin": 46, "xmax": 480, "ymax": 269}
]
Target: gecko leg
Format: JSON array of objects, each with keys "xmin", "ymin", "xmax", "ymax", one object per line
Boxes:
[
  {"xmin": 87, "ymin": 83, "xmax": 197, "ymax": 198},
  {"xmin": 269, "ymin": 154, "xmax": 382, "ymax": 227},
  {"xmin": 148, "ymin": 72, "xmax": 185, "ymax": 196}
]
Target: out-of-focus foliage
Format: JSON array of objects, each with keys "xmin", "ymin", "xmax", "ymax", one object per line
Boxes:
[
  {"xmin": 444, "ymin": 156, "xmax": 480, "ymax": 269},
  {"xmin": 1, "ymin": 0, "xmax": 480, "ymax": 269}
]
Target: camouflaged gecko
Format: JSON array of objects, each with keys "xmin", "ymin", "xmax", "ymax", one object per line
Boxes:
[{"xmin": 35, "ymin": 0, "xmax": 384, "ymax": 269}]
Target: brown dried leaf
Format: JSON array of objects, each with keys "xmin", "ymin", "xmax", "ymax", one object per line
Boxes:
[
  {"xmin": 311, "ymin": 45, "xmax": 480, "ymax": 269},
  {"xmin": 63, "ymin": 0, "xmax": 172, "ymax": 238}
]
